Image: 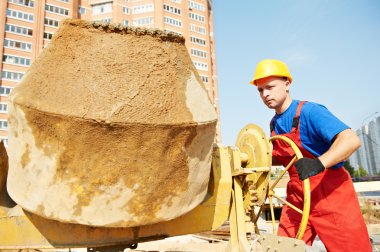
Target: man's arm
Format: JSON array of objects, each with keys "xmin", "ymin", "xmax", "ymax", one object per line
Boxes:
[
  {"xmin": 295, "ymin": 128, "xmax": 360, "ymax": 180},
  {"xmin": 318, "ymin": 128, "xmax": 361, "ymax": 169}
]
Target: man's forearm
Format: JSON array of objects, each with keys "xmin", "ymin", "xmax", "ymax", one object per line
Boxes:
[{"xmin": 318, "ymin": 129, "xmax": 361, "ymax": 168}]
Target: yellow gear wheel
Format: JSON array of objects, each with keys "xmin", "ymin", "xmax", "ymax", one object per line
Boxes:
[
  {"xmin": 235, "ymin": 124, "xmax": 272, "ymax": 216},
  {"xmin": 236, "ymin": 124, "xmax": 311, "ymax": 240},
  {"xmin": 269, "ymin": 135, "xmax": 311, "ymax": 240}
]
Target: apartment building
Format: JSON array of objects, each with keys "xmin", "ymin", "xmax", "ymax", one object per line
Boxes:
[
  {"xmin": 350, "ymin": 116, "xmax": 380, "ymax": 175},
  {"xmin": 0, "ymin": 0, "xmax": 220, "ymax": 145}
]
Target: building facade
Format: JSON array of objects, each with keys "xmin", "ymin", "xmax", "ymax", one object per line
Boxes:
[
  {"xmin": 350, "ymin": 116, "xmax": 380, "ymax": 176},
  {"xmin": 0, "ymin": 0, "xmax": 221, "ymax": 145}
]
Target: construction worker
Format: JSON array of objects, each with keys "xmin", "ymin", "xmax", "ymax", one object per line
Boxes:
[{"xmin": 250, "ymin": 59, "xmax": 372, "ymax": 251}]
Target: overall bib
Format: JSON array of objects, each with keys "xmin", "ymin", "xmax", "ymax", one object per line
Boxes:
[{"xmin": 271, "ymin": 101, "xmax": 371, "ymax": 252}]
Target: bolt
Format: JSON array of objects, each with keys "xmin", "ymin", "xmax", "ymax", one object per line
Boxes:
[{"xmin": 294, "ymin": 240, "xmax": 302, "ymax": 246}]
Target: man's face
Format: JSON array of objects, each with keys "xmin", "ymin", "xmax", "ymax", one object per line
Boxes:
[{"xmin": 256, "ymin": 76, "xmax": 291, "ymax": 111}]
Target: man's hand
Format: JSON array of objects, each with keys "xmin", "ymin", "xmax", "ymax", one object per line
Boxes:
[{"xmin": 294, "ymin": 157, "xmax": 325, "ymax": 180}]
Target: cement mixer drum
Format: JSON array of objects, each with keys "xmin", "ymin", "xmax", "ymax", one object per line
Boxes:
[{"xmin": 7, "ymin": 20, "xmax": 217, "ymax": 227}]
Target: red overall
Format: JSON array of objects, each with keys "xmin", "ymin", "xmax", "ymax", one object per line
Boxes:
[{"xmin": 271, "ymin": 101, "xmax": 371, "ymax": 252}]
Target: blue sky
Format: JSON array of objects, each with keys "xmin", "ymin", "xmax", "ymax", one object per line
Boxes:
[{"xmin": 213, "ymin": 1, "xmax": 380, "ymax": 145}]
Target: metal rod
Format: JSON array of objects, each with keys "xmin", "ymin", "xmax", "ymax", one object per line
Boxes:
[
  {"xmin": 253, "ymin": 204, "xmax": 264, "ymax": 224},
  {"xmin": 268, "ymin": 196, "xmax": 276, "ymax": 234},
  {"xmin": 269, "ymin": 155, "xmax": 297, "ymax": 191},
  {"xmin": 271, "ymin": 193, "xmax": 302, "ymax": 214}
]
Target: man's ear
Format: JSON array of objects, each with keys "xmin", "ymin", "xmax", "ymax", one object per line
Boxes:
[{"xmin": 285, "ymin": 80, "xmax": 291, "ymax": 91}]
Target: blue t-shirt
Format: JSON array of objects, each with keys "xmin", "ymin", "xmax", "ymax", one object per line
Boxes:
[{"xmin": 272, "ymin": 100, "xmax": 349, "ymax": 168}]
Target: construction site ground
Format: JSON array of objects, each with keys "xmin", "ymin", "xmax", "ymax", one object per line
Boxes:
[
  {"xmin": 123, "ymin": 224, "xmax": 380, "ymax": 252},
  {"xmin": 30, "ymin": 230, "xmax": 380, "ymax": 252},
  {"xmin": 121, "ymin": 177, "xmax": 380, "ymax": 252}
]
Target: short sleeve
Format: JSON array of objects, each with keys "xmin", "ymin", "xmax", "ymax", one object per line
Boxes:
[{"xmin": 302, "ymin": 103, "xmax": 349, "ymax": 144}]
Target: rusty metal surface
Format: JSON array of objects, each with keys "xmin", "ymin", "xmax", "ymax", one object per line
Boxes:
[
  {"xmin": 8, "ymin": 20, "xmax": 217, "ymax": 228},
  {"xmin": 0, "ymin": 146, "xmax": 231, "ymax": 250}
]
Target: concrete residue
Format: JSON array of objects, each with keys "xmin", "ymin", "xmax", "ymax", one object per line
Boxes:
[
  {"xmin": 186, "ymin": 72, "xmax": 218, "ymax": 122},
  {"xmin": 7, "ymin": 19, "xmax": 217, "ymax": 227},
  {"xmin": 11, "ymin": 19, "xmax": 215, "ymax": 125}
]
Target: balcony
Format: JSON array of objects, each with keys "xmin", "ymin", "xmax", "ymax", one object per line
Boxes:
[{"xmin": 89, "ymin": 0, "xmax": 113, "ymax": 6}]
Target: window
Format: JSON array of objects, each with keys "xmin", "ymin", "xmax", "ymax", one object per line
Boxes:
[
  {"xmin": 8, "ymin": 0, "xmax": 34, "ymax": 8},
  {"xmin": 4, "ymin": 39, "xmax": 32, "ymax": 51},
  {"xmin": 5, "ymin": 24, "xmax": 33, "ymax": 36},
  {"xmin": 0, "ymin": 104, "xmax": 8, "ymax": 113},
  {"xmin": 6, "ymin": 9, "xmax": 34, "ymax": 22},
  {"xmin": 44, "ymin": 32, "xmax": 53, "ymax": 40},
  {"xmin": 3, "ymin": 54, "xmax": 31, "ymax": 66},
  {"xmin": 163, "ymin": 4, "xmax": 181, "ymax": 15},
  {"xmin": 133, "ymin": 17, "xmax": 153, "ymax": 26},
  {"xmin": 193, "ymin": 61, "xmax": 208, "ymax": 71},
  {"xmin": 191, "ymin": 48, "xmax": 207, "ymax": 59},
  {"xmin": 92, "ymin": 2, "xmax": 112, "ymax": 15},
  {"xmin": 123, "ymin": 20, "xmax": 129, "ymax": 26},
  {"xmin": 94, "ymin": 18, "xmax": 112, "ymax": 23},
  {"xmin": 189, "ymin": 12, "xmax": 205, "ymax": 23},
  {"xmin": 190, "ymin": 24, "xmax": 206, "ymax": 35},
  {"xmin": 1, "ymin": 70, "xmax": 24, "ymax": 81},
  {"xmin": 45, "ymin": 4, "xmax": 69, "ymax": 16},
  {"xmin": 79, "ymin": 6, "xmax": 86, "ymax": 15},
  {"xmin": 57, "ymin": 0, "xmax": 69, "ymax": 2},
  {"xmin": 44, "ymin": 17, "xmax": 59, "ymax": 27},
  {"xmin": 189, "ymin": 1, "xmax": 205, "ymax": 11},
  {"xmin": 0, "ymin": 120, "xmax": 8, "ymax": 130},
  {"xmin": 123, "ymin": 7, "xmax": 129, "ymax": 14},
  {"xmin": 200, "ymin": 75, "xmax": 208, "ymax": 83},
  {"xmin": 164, "ymin": 16, "xmax": 182, "ymax": 27},
  {"xmin": 190, "ymin": 36, "xmax": 206, "ymax": 46},
  {"xmin": 170, "ymin": 0, "xmax": 181, "ymax": 3},
  {"xmin": 0, "ymin": 87, "xmax": 13, "ymax": 96},
  {"xmin": 133, "ymin": 4, "xmax": 154, "ymax": 14}
]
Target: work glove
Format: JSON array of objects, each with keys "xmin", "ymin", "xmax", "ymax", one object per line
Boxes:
[{"xmin": 294, "ymin": 157, "xmax": 325, "ymax": 180}]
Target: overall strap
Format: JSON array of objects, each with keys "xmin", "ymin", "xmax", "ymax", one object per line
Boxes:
[{"xmin": 291, "ymin": 101, "xmax": 306, "ymax": 133}]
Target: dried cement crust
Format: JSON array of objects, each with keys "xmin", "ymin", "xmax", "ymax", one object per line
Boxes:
[{"xmin": 7, "ymin": 19, "xmax": 217, "ymax": 227}]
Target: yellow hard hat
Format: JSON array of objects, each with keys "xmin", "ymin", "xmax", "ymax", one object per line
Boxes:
[{"xmin": 250, "ymin": 59, "xmax": 292, "ymax": 85}]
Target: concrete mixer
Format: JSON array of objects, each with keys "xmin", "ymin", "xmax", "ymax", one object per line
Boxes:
[{"xmin": 0, "ymin": 20, "xmax": 311, "ymax": 252}]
